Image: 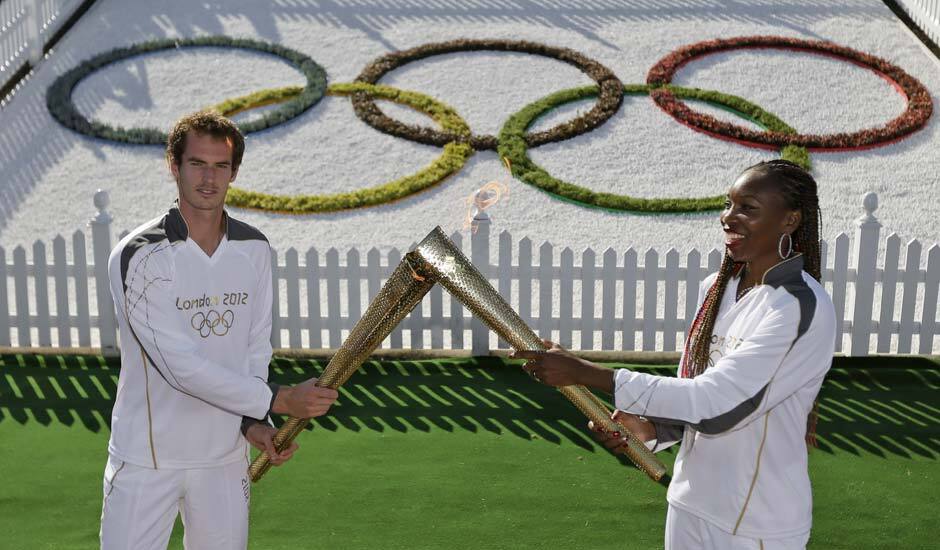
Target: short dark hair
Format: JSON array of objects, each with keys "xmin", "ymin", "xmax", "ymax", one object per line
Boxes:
[{"xmin": 166, "ymin": 110, "xmax": 245, "ymax": 172}]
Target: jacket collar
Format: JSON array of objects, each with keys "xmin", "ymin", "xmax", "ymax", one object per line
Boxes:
[
  {"xmin": 761, "ymin": 253, "xmax": 804, "ymax": 288},
  {"xmin": 166, "ymin": 200, "xmax": 188, "ymax": 242},
  {"xmin": 167, "ymin": 199, "xmax": 229, "ymax": 242}
]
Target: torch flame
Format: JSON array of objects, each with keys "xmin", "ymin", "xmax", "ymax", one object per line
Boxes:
[{"xmin": 464, "ymin": 180, "xmax": 509, "ymax": 234}]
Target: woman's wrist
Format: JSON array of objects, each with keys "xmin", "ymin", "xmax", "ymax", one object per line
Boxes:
[
  {"xmin": 637, "ymin": 417, "xmax": 657, "ymax": 442},
  {"xmin": 576, "ymin": 359, "xmax": 615, "ymax": 393}
]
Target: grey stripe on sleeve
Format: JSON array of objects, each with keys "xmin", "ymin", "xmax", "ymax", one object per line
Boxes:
[
  {"xmin": 639, "ymin": 258, "xmax": 815, "ymax": 434},
  {"xmin": 653, "ymin": 422, "xmax": 684, "ymax": 446},
  {"xmin": 635, "ymin": 375, "xmax": 769, "ymax": 435},
  {"xmin": 643, "ymin": 385, "xmax": 767, "ymax": 435},
  {"xmin": 690, "ymin": 385, "xmax": 766, "ymax": 434}
]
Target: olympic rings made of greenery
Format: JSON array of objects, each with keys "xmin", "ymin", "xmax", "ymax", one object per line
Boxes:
[
  {"xmin": 352, "ymin": 38, "xmax": 624, "ymax": 151},
  {"xmin": 497, "ymin": 83, "xmax": 811, "ymax": 213},
  {"xmin": 646, "ymin": 36, "xmax": 933, "ymax": 150},
  {"xmin": 46, "ymin": 35, "xmax": 931, "ymax": 215},
  {"xmin": 46, "ymin": 36, "xmax": 327, "ymax": 144},
  {"xmin": 221, "ymin": 82, "xmax": 475, "ymax": 214},
  {"xmin": 211, "ymin": 85, "xmax": 305, "ymax": 118}
]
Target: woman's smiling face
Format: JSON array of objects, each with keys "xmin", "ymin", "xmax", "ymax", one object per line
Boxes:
[{"xmin": 720, "ymin": 170, "xmax": 801, "ymax": 267}]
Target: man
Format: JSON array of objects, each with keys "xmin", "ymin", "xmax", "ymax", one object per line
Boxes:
[{"xmin": 101, "ymin": 111, "xmax": 337, "ymax": 549}]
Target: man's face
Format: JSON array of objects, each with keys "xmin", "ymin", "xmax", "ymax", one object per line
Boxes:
[{"xmin": 170, "ymin": 131, "xmax": 236, "ymax": 212}]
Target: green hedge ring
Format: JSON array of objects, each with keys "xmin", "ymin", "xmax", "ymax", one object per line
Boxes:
[
  {"xmin": 497, "ymin": 83, "xmax": 811, "ymax": 213},
  {"xmin": 47, "ymin": 36, "xmax": 327, "ymax": 144},
  {"xmin": 223, "ymin": 82, "xmax": 474, "ymax": 214},
  {"xmin": 210, "ymin": 85, "xmax": 305, "ymax": 118}
]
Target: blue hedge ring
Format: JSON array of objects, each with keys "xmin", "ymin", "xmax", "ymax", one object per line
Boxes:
[{"xmin": 46, "ymin": 36, "xmax": 327, "ymax": 144}]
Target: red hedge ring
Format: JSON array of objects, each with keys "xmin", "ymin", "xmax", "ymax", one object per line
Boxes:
[{"xmin": 646, "ymin": 35, "xmax": 933, "ymax": 151}]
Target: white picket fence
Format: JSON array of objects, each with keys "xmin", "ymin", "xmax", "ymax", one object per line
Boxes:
[
  {"xmin": 897, "ymin": 0, "xmax": 940, "ymax": 47},
  {"xmin": 0, "ymin": 0, "xmax": 84, "ymax": 100},
  {"xmin": 1, "ymin": 190, "xmax": 938, "ymax": 357}
]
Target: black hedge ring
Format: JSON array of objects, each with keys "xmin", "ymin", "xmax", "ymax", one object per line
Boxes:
[{"xmin": 352, "ymin": 38, "xmax": 624, "ymax": 151}]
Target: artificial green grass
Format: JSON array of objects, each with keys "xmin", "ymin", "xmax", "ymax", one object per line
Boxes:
[{"xmin": 0, "ymin": 355, "xmax": 937, "ymax": 549}]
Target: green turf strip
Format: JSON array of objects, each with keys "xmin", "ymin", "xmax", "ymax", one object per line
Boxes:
[{"xmin": 0, "ymin": 355, "xmax": 936, "ymax": 549}]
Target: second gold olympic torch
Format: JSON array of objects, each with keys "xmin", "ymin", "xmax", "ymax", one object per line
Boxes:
[{"xmin": 249, "ymin": 227, "xmax": 668, "ymax": 485}]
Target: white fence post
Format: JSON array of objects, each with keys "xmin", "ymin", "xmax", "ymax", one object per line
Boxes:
[
  {"xmin": 850, "ymin": 193, "xmax": 881, "ymax": 356},
  {"xmin": 90, "ymin": 189, "xmax": 117, "ymax": 355},
  {"xmin": 284, "ymin": 248, "xmax": 301, "ymax": 348},
  {"xmin": 52, "ymin": 234, "xmax": 71, "ymax": 347},
  {"xmin": 642, "ymin": 248, "xmax": 659, "ymax": 351},
  {"xmin": 921, "ymin": 245, "xmax": 940, "ymax": 354},
  {"xmin": 495, "ymin": 230, "xmax": 513, "ymax": 350},
  {"xmin": 831, "ymin": 234, "xmax": 850, "ymax": 353},
  {"xmin": 306, "ymin": 247, "xmax": 322, "ymax": 349},
  {"xmin": 25, "ymin": 0, "xmax": 42, "ymax": 66},
  {"xmin": 0, "ymin": 246, "xmax": 8, "ymax": 345},
  {"xmin": 13, "ymin": 246, "xmax": 29, "ymax": 346},
  {"xmin": 470, "ymin": 212, "xmax": 491, "ymax": 355}
]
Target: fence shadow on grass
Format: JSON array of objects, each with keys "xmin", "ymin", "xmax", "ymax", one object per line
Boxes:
[
  {"xmin": 0, "ymin": 354, "xmax": 654, "ymax": 468},
  {"xmin": 0, "ymin": 353, "xmax": 118, "ymax": 432},
  {"xmin": 813, "ymin": 366, "xmax": 940, "ymax": 460},
  {"xmin": 1, "ymin": 354, "xmax": 937, "ymax": 461},
  {"xmin": 265, "ymin": 356, "xmax": 662, "ymax": 467}
]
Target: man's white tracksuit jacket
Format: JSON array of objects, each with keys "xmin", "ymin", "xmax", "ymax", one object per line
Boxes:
[{"xmin": 107, "ymin": 203, "xmax": 275, "ymax": 470}]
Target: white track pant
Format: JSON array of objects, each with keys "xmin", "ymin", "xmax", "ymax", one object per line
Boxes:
[
  {"xmin": 665, "ymin": 504, "xmax": 810, "ymax": 550},
  {"xmin": 99, "ymin": 454, "xmax": 250, "ymax": 550}
]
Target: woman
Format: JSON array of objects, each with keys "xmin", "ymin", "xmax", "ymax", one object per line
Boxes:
[{"xmin": 512, "ymin": 159, "xmax": 836, "ymax": 550}]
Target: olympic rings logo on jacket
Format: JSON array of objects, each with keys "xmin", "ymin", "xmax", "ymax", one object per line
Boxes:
[{"xmin": 190, "ymin": 309, "xmax": 235, "ymax": 338}]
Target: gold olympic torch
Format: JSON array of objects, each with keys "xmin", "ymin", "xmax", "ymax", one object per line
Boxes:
[
  {"xmin": 247, "ymin": 257, "xmax": 435, "ymax": 481},
  {"xmin": 249, "ymin": 227, "xmax": 669, "ymax": 485},
  {"xmin": 410, "ymin": 228, "xmax": 669, "ymax": 484}
]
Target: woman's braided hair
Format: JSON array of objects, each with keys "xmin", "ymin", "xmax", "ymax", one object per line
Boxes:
[{"xmin": 679, "ymin": 159, "xmax": 823, "ymax": 445}]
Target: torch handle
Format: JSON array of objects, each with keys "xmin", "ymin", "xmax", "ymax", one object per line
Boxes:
[
  {"xmin": 557, "ymin": 385, "xmax": 668, "ymax": 481},
  {"xmin": 249, "ymin": 256, "xmax": 436, "ymax": 483},
  {"xmin": 248, "ymin": 414, "xmax": 310, "ymax": 482}
]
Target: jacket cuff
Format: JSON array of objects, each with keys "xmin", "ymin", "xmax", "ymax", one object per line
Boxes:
[
  {"xmin": 240, "ymin": 416, "xmax": 266, "ymax": 436},
  {"xmin": 242, "ymin": 381, "xmax": 281, "ymax": 437},
  {"xmin": 651, "ymin": 421, "xmax": 684, "ymax": 452},
  {"xmin": 266, "ymin": 382, "xmax": 281, "ymax": 418}
]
